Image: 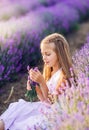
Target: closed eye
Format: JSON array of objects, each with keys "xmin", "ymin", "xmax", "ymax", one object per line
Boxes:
[
  {"xmin": 46, "ymin": 53, "xmax": 51, "ymax": 56},
  {"xmin": 41, "ymin": 52, "xmax": 51, "ymax": 57}
]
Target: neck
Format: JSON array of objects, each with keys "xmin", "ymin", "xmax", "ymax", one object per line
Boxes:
[{"xmin": 51, "ymin": 66, "xmax": 61, "ymax": 76}]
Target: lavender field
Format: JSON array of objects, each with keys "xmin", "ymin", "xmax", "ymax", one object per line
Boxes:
[
  {"xmin": 0, "ymin": 0, "xmax": 89, "ymax": 85},
  {"xmin": 0, "ymin": 0, "xmax": 89, "ymax": 129}
]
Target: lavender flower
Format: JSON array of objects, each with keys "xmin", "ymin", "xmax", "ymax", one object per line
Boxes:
[{"xmin": 27, "ymin": 65, "xmax": 39, "ymax": 87}]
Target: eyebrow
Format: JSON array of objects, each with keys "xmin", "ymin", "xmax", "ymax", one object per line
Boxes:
[{"xmin": 41, "ymin": 51, "xmax": 48, "ymax": 54}]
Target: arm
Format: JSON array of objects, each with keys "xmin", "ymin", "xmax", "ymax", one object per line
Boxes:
[
  {"xmin": 35, "ymin": 85, "xmax": 45, "ymax": 101},
  {"xmin": 38, "ymin": 79, "xmax": 49, "ymax": 100}
]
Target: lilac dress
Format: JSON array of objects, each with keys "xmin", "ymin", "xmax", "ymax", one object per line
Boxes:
[{"xmin": 0, "ymin": 69, "xmax": 62, "ymax": 130}]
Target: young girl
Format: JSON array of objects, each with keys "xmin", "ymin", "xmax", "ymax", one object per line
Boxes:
[{"xmin": 0, "ymin": 33, "xmax": 72, "ymax": 130}]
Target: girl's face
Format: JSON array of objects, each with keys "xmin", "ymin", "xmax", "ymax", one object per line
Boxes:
[{"xmin": 41, "ymin": 43, "xmax": 59, "ymax": 69}]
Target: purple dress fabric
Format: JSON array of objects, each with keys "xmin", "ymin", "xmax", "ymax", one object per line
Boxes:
[{"xmin": 0, "ymin": 69, "xmax": 62, "ymax": 130}]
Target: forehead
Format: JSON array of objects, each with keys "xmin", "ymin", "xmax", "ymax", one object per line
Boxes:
[{"xmin": 40, "ymin": 42, "xmax": 55, "ymax": 52}]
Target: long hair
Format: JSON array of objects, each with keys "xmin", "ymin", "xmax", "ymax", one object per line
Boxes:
[{"xmin": 40, "ymin": 33, "xmax": 73, "ymax": 89}]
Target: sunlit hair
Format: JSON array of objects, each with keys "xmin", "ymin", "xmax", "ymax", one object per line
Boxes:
[{"xmin": 40, "ymin": 33, "xmax": 73, "ymax": 89}]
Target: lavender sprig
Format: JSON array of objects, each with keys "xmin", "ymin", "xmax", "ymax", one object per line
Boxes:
[
  {"xmin": 25, "ymin": 66, "xmax": 39, "ymax": 101},
  {"xmin": 27, "ymin": 65, "xmax": 39, "ymax": 87}
]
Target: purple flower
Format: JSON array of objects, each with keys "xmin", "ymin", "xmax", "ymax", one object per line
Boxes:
[
  {"xmin": 0, "ymin": 64, "xmax": 4, "ymax": 74},
  {"xmin": 27, "ymin": 66, "xmax": 39, "ymax": 87}
]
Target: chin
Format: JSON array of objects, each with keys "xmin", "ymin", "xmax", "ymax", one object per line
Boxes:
[
  {"xmin": 45, "ymin": 63, "xmax": 52, "ymax": 67},
  {"xmin": 47, "ymin": 64, "xmax": 52, "ymax": 67}
]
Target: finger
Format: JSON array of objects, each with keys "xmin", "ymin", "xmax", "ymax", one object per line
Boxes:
[
  {"xmin": 30, "ymin": 70, "xmax": 39, "ymax": 78},
  {"xmin": 27, "ymin": 81, "xmax": 32, "ymax": 90},
  {"xmin": 30, "ymin": 74, "xmax": 37, "ymax": 82},
  {"xmin": 28, "ymin": 68, "xmax": 34, "ymax": 75},
  {"xmin": 35, "ymin": 69, "xmax": 41, "ymax": 74},
  {"xmin": 29, "ymin": 69, "xmax": 36, "ymax": 76},
  {"xmin": 27, "ymin": 80, "xmax": 30, "ymax": 84}
]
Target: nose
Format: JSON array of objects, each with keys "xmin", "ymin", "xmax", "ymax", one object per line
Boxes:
[{"xmin": 42, "ymin": 55, "xmax": 47, "ymax": 62}]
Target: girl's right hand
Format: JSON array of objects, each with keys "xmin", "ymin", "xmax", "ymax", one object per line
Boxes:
[
  {"xmin": 29, "ymin": 68, "xmax": 45, "ymax": 85},
  {"xmin": 26, "ymin": 80, "xmax": 32, "ymax": 90}
]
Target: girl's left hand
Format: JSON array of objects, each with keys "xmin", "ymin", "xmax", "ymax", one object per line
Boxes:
[
  {"xmin": 26, "ymin": 80, "xmax": 32, "ymax": 90},
  {"xmin": 29, "ymin": 69, "xmax": 45, "ymax": 85}
]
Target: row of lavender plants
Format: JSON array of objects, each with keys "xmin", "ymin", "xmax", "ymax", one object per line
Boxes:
[
  {"xmin": 0, "ymin": 0, "xmax": 89, "ymax": 21},
  {"xmin": 0, "ymin": 0, "xmax": 89, "ymax": 86},
  {"xmin": 28, "ymin": 36, "xmax": 89, "ymax": 130},
  {"xmin": 0, "ymin": 0, "xmax": 59, "ymax": 21}
]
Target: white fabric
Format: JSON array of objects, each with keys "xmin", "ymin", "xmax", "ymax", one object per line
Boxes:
[{"xmin": 0, "ymin": 68, "xmax": 62, "ymax": 130}]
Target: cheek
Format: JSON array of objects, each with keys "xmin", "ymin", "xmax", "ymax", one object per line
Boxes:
[
  {"xmin": 48, "ymin": 56, "xmax": 54, "ymax": 63},
  {"xmin": 52, "ymin": 53, "xmax": 57, "ymax": 59},
  {"xmin": 52, "ymin": 55, "xmax": 58, "ymax": 63},
  {"xmin": 48, "ymin": 55, "xmax": 54, "ymax": 61}
]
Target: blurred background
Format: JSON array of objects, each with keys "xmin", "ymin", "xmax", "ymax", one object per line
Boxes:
[{"xmin": 0, "ymin": 0, "xmax": 89, "ymax": 115}]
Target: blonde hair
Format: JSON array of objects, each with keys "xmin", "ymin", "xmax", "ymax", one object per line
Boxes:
[{"xmin": 40, "ymin": 33, "xmax": 72, "ymax": 89}]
